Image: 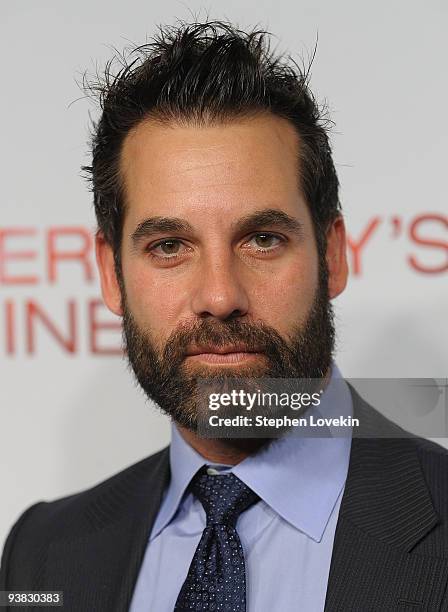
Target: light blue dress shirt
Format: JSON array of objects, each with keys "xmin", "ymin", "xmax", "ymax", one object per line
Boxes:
[{"xmin": 130, "ymin": 364, "xmax": 353, "ymax": 612}]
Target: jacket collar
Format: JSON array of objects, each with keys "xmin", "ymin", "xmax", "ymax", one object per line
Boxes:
[
  {"xmin": 339, "ymin": 384, "xmax": 438, "ymax": 551},
  {"xmin": 324, "ymin": 385, "xmax": 444, "ymax": 611}
]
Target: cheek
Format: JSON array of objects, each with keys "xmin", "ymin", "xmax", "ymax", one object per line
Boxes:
[
  {"xmin": 250, "ymin": 254, "xmax": 319, "ymax": 331},
  {"xmin": 120, "ymin": 260, "xmax": 188, "ymax": 336}
]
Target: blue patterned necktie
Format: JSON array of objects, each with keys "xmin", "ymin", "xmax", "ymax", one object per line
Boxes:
[{"xmin": 174, "ymin": 466, "xmax": 261, "ymax": 611}]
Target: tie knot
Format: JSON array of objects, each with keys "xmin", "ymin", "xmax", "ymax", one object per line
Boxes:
[{"xmin": 191, "ymin": 467, "xmax": 260, "ymax": 527}]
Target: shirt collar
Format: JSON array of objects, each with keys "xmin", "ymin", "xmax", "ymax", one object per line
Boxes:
[{"xmin": 150, "ymin": 362, "xmax": 352, "ymax": 543}]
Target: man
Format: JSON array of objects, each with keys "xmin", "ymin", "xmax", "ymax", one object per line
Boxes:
[{"xmin": 1, "ymin": 20, "xmax": 448, "ymax": 612}]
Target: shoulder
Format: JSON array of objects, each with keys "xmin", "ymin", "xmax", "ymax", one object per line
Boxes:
[
  {"xmin": 349, "ymin": 381, "xmax": 448, "ymax": 456},
  {"xmin": 348, "ymin": 382, "xmax": 448, "ymax": 517},
  {"xmin": 16, "ymin": 446, "xmax": 169, "ymax": 531},
  {"xmin": 0, "ymin": 446, "xmax": 169, "ymax": 589},
  {"xmin": 413, "ymin": 435, "xmax": 448, "ymax": 500}
]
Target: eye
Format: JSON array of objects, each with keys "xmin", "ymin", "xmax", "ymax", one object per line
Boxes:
[
  {"xmin": 148, "ymin": 239, "xmax": 188, "ymax": 259},
  {"xmin": 243, "ymin": 232, "xmax": 285, "ymax": 252}
]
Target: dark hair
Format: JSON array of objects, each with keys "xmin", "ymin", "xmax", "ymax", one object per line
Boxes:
[{"xmin": 83, "ymin": 20, "xmax": 340, "ymax": 273}]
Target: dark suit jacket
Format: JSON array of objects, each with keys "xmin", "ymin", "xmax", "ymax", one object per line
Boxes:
[{"xmin": 2, "ymin": 385, "xmax": 448, "ymax": 611}]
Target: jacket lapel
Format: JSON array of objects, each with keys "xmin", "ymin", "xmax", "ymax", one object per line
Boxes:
[
  {"xmin": 325, "ymin": 386, "xmax": 447, "ymax": 611},
  {"xmin": 46, "ymin": 447, "xmax": 170, "ymax": 612}
]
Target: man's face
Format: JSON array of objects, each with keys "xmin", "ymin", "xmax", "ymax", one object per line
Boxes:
[{"xmin": 96, "ymin": 113, "xmax": 348, "ymax": 430}]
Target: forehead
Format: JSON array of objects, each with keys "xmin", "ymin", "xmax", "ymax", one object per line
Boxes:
[{"xmin": 119, "ymin": 113, "xmax": 307, "ymax": 227}]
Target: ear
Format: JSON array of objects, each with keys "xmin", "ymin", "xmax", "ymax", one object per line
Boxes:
[
  {"xmin": 325, "ymin": 215, "xmax": 349, "ymax": 299},
  {"xmin": 95, "ymin": 231, "xmax": 124, "ymax": 316}
]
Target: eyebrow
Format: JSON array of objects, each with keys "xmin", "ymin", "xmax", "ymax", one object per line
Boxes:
[
  {"xmin": 130, "ymin": 217, "xmax": 194, "ymax": 248},
  {"xmin": 232, "ymin": 209, "xmax": 304, "ymax": 237},
  {"xmin": 130, "ymin": 208, "xmax": 304, "ymax": 248}
]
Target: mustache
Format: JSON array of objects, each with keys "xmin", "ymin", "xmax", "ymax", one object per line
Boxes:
[{"xmin": 162, "ymin": 318, "xmax": 289, "ymax": 364}]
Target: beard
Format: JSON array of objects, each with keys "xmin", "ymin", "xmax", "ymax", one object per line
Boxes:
[{"xmin": 120, "ymin": 261, "xmax": 336, "ymax": 438}]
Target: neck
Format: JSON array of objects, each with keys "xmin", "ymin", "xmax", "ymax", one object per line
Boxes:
[
  {"xmin": 176, "ymin": 426, "xmax": 270, "ymax": 465},
  {"xmin": 177, "ymin": 366, "xmax": 333, "ymax": 465}
]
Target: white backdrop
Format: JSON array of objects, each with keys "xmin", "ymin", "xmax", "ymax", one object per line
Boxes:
[{"xmin": 1, "ymin": 0, "xmax": 447, "ymax": 550}]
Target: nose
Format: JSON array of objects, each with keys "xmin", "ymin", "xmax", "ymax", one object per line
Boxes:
[{"xmin": 190, "ymin": 250, "xmax": 250, "ymax": 320}]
